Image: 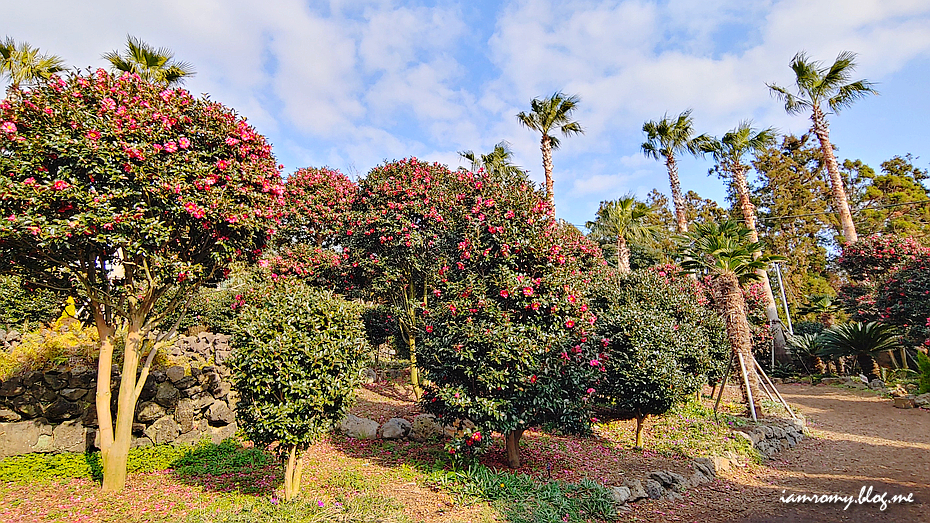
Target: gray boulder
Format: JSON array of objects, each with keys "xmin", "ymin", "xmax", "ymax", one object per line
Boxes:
[
  {"xmin": 915, "ymin": 393, "xmax": 930, "ymax": 407},
  {"xmin": 380, "ymin": 418, "xmax": 412, "ymax": 440},
  {"xmin": 0, "ymin": 418, "xmax": 53, "ymax": 457},
  {"xmin": 174, "ymin": 398, "xmax": 197, "ymax": 433},
  {"xmin": 136, "ymin": 401, "xmax": 166, "ymax": 423},
  {"xmin": 210, "ymin": 421, "xmax": 238, "ymax": 444},
  {"xmin": 339, "ymin": 414, "xmax": 379, "ymax": 440},
  {"xmin": 609, "ymin": 486, "xmax": 631, "ymax": 505},
  {"xmin": 145, "ymin": 417, "xmax": 180, "ymax": 445},
  {"xmin": 44, "ymin": 398, "xmax": 82, "ymax": 422},
  {"xmin": 0, "ymin": 377, "xmax": 25, "ymax": 396},
  {"xmin": 154, "ymin": 382, "xmax": 180, "ymax": 409},
  {"xmin": 52, "ymin": 420, "xmax": 90, "ymax": 453},
  {"xmin": 622, "ymin": 479, "xmax": 648, "ymax": 502},
  {"xmin": 0, "ymin": 407, "xmax": 22, "ymax": 422},
  {"xmin": 409, "ymin": 414, "xmax": 443, "ymax": 441},
  {"xmin": 11, "ymin": 394, "xmax": 41, "ymax": 418},
  {"xmin": 206, "ymin": 400, "xmax": 234, "ymax": 426},
  {"xmin": 166, "ymin": 365, "xmax": 186, "ymax": 383},
  {"xmin": 643, "ymin": 478, "xmax": 666, "ymax": 499}
]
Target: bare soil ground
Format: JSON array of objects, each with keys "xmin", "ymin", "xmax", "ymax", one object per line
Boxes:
[{"xmin": 628, "ymin": 383, "xmax": 930, "ymax": 522}]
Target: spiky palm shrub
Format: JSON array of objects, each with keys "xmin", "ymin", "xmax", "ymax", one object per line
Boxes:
[
  {"xmin": 788, "ymin": 333, "xmax": 827, "ymax": 374},
  {"xmin": 817, "ymin": 322, "xmax": 902, "ymax": 382}
]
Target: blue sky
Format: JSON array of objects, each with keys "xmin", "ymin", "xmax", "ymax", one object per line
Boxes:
[{"xmin": 5, "ymin": 0, "xmax": 930, "ymax": 230}]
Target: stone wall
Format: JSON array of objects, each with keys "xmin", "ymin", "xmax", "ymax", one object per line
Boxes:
[
  {"xmin": 0, "ymin": 333, "xmax": 238, "ymax": 458},
  {"xmin": 731, "ymin": 418, "xmax": 805, "ymax": 458}
]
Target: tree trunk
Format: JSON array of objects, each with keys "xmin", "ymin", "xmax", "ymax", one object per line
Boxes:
[
  {"xmin": 717, "ymin": 272, "xmax": 764, "ymax": 417},
  {"xmin": 617, "ymin": 234, "xmax": 631, "ymax": 274},
  {"xmin": 283, "ymin": 445, "xmax": 304, "ymax": 501},
  {"xmin": 857, "ymin": 353, "xmax": 881, "ymax": 382},
  {"xmin": 505, "ymin": 429, "xmax": 525, "ymax": 468},
  {"xmin": 665, "ymin": 154, "xmax": 688, "ymax": 233},
  {"xmin": 541, "ymin": 135, "xmax": 554, "ymax": 209},
  {"xmin": 811, "ymin": 355, "xmax": 827, "ymax": 374},
  {"xmin": 634, "ymin": 413, "xmax": 646, "ymax": 449},
  {"xmin": 98, "ymin": 313, "xmax": 146, "ymax": 492},
  {"xmin": 732, "ymin": 164, "xmax": 788, "ymax": 362},
  {"xmin": 811, "ymin": 106, "xmax": 858, "ymax": 244},
  {"xmin": 407, "ymin": 333, "xmax": 422, "ymax": 401}
]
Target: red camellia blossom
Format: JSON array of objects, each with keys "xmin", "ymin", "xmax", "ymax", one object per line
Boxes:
[{"xmin": 52, "ymin": 180, "xmax": 70, "ymax": 191}]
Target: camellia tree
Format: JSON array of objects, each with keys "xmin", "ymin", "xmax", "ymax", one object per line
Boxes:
[
  {"xmin": 229, "ymin": 280, "xmax": 366, "ymax": 501},
  {"xmin": 585, "ymin": 269, "xmax": 728, "ymax": 449},
  {"xmin": 0, "ymin": 69, "xmax": 283, "ymax": 491},
  {"xmin": 342, "ymin": 158, "xmax": 476, "ymax": 399},
  {"xmin": 416, "ymin": 167, "xmax": 605, "ymax": 468}
]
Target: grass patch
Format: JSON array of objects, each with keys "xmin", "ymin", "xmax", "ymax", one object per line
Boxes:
[
  {"xmin": 596, "ymin": 400, "xmax": 757, "ymax": 461},
  {"xmin": 430, "ymin": 464, "xmax": 617, "ymax": 523},
  {"xmin": 184, "ymin": 493, "xmax": 411, "ymax": 523},
  {"xmin": 0, "ymin": 444, "xmax": 191, "ymax": 483}
]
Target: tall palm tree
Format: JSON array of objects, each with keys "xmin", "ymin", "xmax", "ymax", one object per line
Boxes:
[
  {"xmin": 703, "ymin": 122, "xmax": 788, "ymax": 359},
  {"xmin": 797, "ymin": 294, "xmax": 842, "ymax": 328},
  {"xmin": 641, "ymin": 110, "xmax": 710, "ymax": 233},
  {"xmin": 516, "ymin": 92, "xmax": 584, "ymax": 208},
  {"xmin": 0, "ymin": 37, "xmax": 66, "ymax": 90},
  {"xmin": 768, "ymin": 51, "xmax": 877, "ymax": 244},
  {"xmin": 459, "ymin": 141, "xmax": 526, "ymax": 178},
  {"xmin": 103, "ymin": 35, "xmax": 195, "ymax": 85},
  {"xmin": 586, "ymin": 195, "xmax": 658, "ymax": 274},
  {"xmin": 679, "ymin": 220, "xmax": 785, "ymax": 416}
]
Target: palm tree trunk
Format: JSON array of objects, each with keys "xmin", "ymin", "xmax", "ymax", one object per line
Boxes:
[
  {"xmin": 540, "ymin": 135, "xmax": 554, "ymax": 208},
  {"xmin": 857, "ymin": 353, "xmax": 881, "ymax": 382},
  {"xmin": 717, "ymin": 272, "xmax": 764, "ymax": 416},
  {"xmin": 665, "ymin": 154, "xmax": 688, "ymax": 233},
  {"xmin": 811, "ymin": 106, "xmax": 858, "ymax": 244},
  {"xmin": 617, "ymin": 235, "xmax": 631, "ymax": 274},
  {"xmin": 732, "ymin": 165, "xmax": 788, "ymax": 362}
]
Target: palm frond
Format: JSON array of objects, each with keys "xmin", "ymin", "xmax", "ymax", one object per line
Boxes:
[{"xmin": 817, "ymin": 322, "xmax": 902, "ymax": 358}]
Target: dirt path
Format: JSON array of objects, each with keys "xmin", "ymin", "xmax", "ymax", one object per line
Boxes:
[{"xmin": 629, "ymin": 383, "xmax": 929, "ymax": 522}]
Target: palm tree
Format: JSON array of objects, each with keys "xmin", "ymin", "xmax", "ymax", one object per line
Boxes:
[
  {"xmin": 818, "ymin": 322, "xmax": 900, "ymax": 382},
  {"xmin": 679, "ymin": 220, "xmax": 785, "ymax": 416},
  {"xmin": 703, "ymin": 122, "xmax": 788, "ymax": 359},
  {"xmin": 0, "ymin": 37, "xmax": 66, "ymax": 90},
  {"xmin": 459, "ymin": 141, "xmax": 526, "ymax": 178},
  {"xmin": 516, "ymin": 92, "xmax": 584, "ymax": 208},
  {"xmin": 797, "ymin": 294, "xmax": 842, "ymax": 328},
  {"xmin": 788, "ymin": 333, "xmax": 827, "ymax": 374},
  {"xmin": 768, "ymin": 51, "xmax": 877, "ymax": 244},
  {"xmin": 103, "ymin": 35, "xmax": 195, "ymax": 85},
  {"xmin": 586, "ymin": 195, "xmax": 658, "ymax": 274},
  {"xmin": 641, "ymin": 110, "xmax": 709, "ymax": 233}
]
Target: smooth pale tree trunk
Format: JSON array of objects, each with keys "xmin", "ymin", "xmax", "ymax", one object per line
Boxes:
[
  {"xmin": 505, "ymin": 429, "xmax": 525, "ymax": 468},
  {"xmin": 633, "ymin": 412, "xmax": 646, "ymax": 449},
  {"xmin": 665, "ymin": 154, "xmax": 688, "ymax": 233},
  {"xmin": 617, "ymin": 235, "xmax": 631, "ymax": 274},
  {"xmin": 541, "ymin": 135, "xmax": 554, "ymax": 208},
  {"xmin": 731, "ymin": 165, "xmax": 788, "ymax": 362},
  {"xmin": 283, "ymin": 445, "xmax": 305, "ymax": 501},
  {"xmin": 95, "ymin": 309, "xmax": 155, "ymax": 492},
  {"xmin": 717, "ymin": 272, "xmax": 764, "ymax": 417},
  {"xmin": 811, "ymin": 106, "xmax": 858, "ymax": 244}
]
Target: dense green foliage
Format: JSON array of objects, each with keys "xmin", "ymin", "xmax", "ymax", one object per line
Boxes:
[
  {"xmin": 416, "ymin": 166, "xmax": 604, "ymax": 441},
  {"xmin": 438, "ymin": 464, "xmax": 616, "ymax": 523},
  {"xmin": 586, "ymin": 269, "xmax": 728, "ymax": 426},
  {"xmin": 872, "ymin": 258, "xmax": 930, "ymax": 347},
  {"xmin": 230, "ymin": 280, "xmax": 367, "ymax": 455},
  {"xmin": 0, "ymin": 275, "xmax": 61, "ymax": 329},
  {"xmin": 0, "ymin": 445, "xmax": 191, "ymax": 483}
]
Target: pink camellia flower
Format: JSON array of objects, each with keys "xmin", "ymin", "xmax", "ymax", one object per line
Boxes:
[
  {"xmin": 216, "ymin": 159, "xmax": 230, "ymax": 170},
  {"xmin": 86, "ymin": 130, "xmax": 101, "ymax": 140},
  {"xmin": 522, "ymin": 287, "xmax": 534, "ymax": 297},
  {"xmin": 589, "ymin": 359, "xmax": 601, "ymax": 367},
  {"xmin": 504, "ymin": 209, "xmax": 515, "ymax": 219},
  {"xmin": 52, "ymin": 180, "xmax": 71, "ymax": 191},
  {"xmin": 258, "ymin": 259, "xmax": 269, "ymax": 268},
  {"xmin": 178, "ymin": 137, "xmax": 191, "ymax": 149},
  {"xmin": 0, "ymin": 121, "xmax": 16, "ymax": 134},
  {"xmin": 27, "ymin": 226, "xmax": 41, "ymax": 235},
  {"xmin": 6, "ymin": 215, "xmax": 15, "ymax": 221},
  {"xmin": 163, "ymin": 141, "xmax": 178, "ymax": 153},
  {"xmin": 23, "ymin": 177, "xmax": 36, "ymax": 186},
  {"xmin": 499, "ymin": 289, "xmax": 509, "ymax": 298},
  {"xmin": 565, "ymin": 320, "xmax": 575, "ymax": 328},
  {"xmin": 586, "ymin": 388, "xmax": 595, "ymax": 394}
]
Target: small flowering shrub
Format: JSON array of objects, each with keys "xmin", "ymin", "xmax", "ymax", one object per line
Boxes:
[
  {"xmin": 445, "ymin": 427, "xmax": 488, "ymax": 466},
  {"xmin": 229, "ymin": 279, "xmax": 367, "ymax": 500},
  {"xmin": 585, "ymin": 269, "xmax": 727, "ymax": 448},
  {"xmin": 872, "ymin": 258, "xmax": 930, "ymax": 347}
]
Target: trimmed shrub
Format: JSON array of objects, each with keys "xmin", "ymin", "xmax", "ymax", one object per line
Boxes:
[
  {"xmin": 229, "ymin": 279, "xmax": 367, "ymax": 500},
  {"xmin": 0, "ymin": 275, "xmax": 61, "ymax": 329}
]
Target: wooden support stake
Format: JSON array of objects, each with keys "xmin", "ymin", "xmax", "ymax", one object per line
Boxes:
[
  {"xmin": 737, "ymin": 352, "xmax": 757, "ymax": 422},
  {"xmin": 713, "ymin": 354, "xmax": 735, "ymax": 420},
  {"xmin": 754, "ymin": 358, "xmax": 798, "ymax": 420}
]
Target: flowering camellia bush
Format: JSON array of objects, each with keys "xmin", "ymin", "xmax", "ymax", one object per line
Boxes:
[
  {"xmin": 0, "ymin": 69, "xmax": 283, "ymax": 491},
  {"xmin": 229, "ymin": 279, "xmax": 367, "ymax": 501},
  {"xmin": 414, "ymin": 166, "xmax": 605, "ymax": 468},
  {"xmin": 584, "ymin": 269, "xmax": 728, "ymax": 448},
  {"xmin": 341, "ymin": 158, "xmax": 476, "ymax": 397},
  {"xmin": 872, "ymin": 258, "xmax": 930, "ymax": 348},
  {"xmin": 278, "ymin": 166, "xmax": 357, "ymax": 248}
]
